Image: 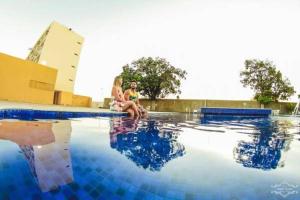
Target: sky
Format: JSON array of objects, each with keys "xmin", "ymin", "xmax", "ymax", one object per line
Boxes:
[{"xmin": 0, "ymin": 0, "xmax": 299, "ymax": 101}]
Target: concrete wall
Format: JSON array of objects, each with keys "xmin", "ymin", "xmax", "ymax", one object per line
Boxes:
[
  {"xmin": 91, "ymin": 101, "xmax": 104, "ymax": 108},
  {"xmin": 54, "ymin": 91, "xmax": 73, "ymax": 106},
  {"xmin": 54, "ymin": 91, "xmax": 92, "ymax": 107},
  {"xmin": 72, "ymin": 94, "xmax": 92, "ymax": 107},
  {"xmin": 0, "ymin": 52, "xmax": 57, "ymax": 104},
  {"xmin": 103, "ymin": 98, "xmax": 296, "ymax": 114},
  {"xmin": 27, "ymin": 21, "xmax": 84, "ymax": 93}
]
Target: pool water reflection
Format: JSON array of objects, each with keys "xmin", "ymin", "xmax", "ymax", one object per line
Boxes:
[
  {"xmin": 0, "ymin": 120, "xmax": 73, "ymax": 194},
  {"xmin": 0, "ymin": 114, "xmax": 300, "ymax": 200},
  {"xmin": 110, "ymin": 118, "xmax": 185, "ymax": 171},
  {"xmin": 201, "ymin": 115, "xmax": 295, "ymax": 170}
]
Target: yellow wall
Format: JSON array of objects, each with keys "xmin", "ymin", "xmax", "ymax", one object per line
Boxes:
[
  {"xmin": 54, "ymin": 91, "xmax": 73, "ymax": 106},
  {"xmin": 0, "ymin": 52, "xmax": 57, "ymax": 104},
  {"xmin": 54, "ymin": 91, "xmax": 92, "ymax": 107},
  {"xmin": 27, "ymin": 21, "xmax": 84, "ymax": 93},
  {"xmin": 104, "ymin": 98, "xmax": 296, "ymax": 114},
  {"xmin": 72, "ymin": 94, "xmax": 92, "ymax": 107}
]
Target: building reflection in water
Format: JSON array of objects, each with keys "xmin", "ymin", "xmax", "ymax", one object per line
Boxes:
[
  {"xmin": 200, "ymin": 115, "xmax": 293, "ymax": 170},
  {"xmin": 109, "ymin": 117, "xmax": 186, "ymax": 171},
  {"xmin": 0, "ymin": 120, "xmax": 73, "ymax": 192}
]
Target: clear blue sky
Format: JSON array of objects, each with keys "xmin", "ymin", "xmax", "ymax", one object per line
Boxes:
[{"xmin": 1, "ymin": 0, "xmax": 299, "ymax": 101}]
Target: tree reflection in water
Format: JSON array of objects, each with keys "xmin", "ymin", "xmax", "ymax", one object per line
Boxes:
[
  {"xmin": 201, "ymin": 115, "xmax": 293, "ymax": 170},
  {"xmin": 109, "ymin": 117, "xmax": 186, "ymax": 171}
]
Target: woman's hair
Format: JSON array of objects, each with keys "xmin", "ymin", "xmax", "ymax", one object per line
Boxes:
[{"xmin": 113, "ymin": 76, "xmax": 122, "ymax": 87}]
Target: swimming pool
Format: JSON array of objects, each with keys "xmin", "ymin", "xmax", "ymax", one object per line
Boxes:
[{"xmin": 0, "ymin": 113, "xmax": 299, "ymax": 200}]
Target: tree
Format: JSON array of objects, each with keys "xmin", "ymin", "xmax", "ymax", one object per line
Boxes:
[
  {"xmin": 120, "ymin": 57, "xmax": 187, "ymax": 100},
  {"xmin": 240, "ymin": 59, "xmax": 295, "ymax": 104}
]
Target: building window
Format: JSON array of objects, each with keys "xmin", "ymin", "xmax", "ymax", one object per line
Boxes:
[
  {"xmin": 71, "ymin": 65, "xmax": 76, "ymax": 68},
  {"xmin": 69, "ymin": 79, "xmax": 73, "ymax": 82},
  {"xmin": 77, "ymin": 41, "xmax": 81, "ymax": 45},
  {"xmin": 74, "ymin": 53, "xmax": 79, "ymax": 56}
]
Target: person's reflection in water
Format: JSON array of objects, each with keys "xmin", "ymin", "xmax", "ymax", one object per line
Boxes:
[
  {"xmin": 109, "ymin": 117, "xmax": 186, "ymax": 171},
  {"xmin": 0, "ymin": 120, "xmax": 73, "ymax": 192}
]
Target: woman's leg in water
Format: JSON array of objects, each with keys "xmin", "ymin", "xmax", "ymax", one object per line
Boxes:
[
  {"xmin": 125, "ymin": 108, "xmax": 134, "ymax": 118},
  {"xmin": 131, "ymin": 103, "xmax": 140, "ymax": 117}
]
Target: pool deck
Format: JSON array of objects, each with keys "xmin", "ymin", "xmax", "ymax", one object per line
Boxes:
[{"xmin": 0, "ymin": 100, "xmax": 122, "ymax": 114}]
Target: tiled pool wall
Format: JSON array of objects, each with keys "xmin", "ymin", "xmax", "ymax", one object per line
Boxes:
[
  {"xmin": 200, "ymin": 107, "xmax": 272, "ymax": 116},
  {"xmin": 0, "ymin": 109, "xmax": 128, "ymax": 120}
]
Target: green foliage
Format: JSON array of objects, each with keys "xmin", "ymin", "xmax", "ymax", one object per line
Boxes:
[
  {"xmin": 285, "ymin": 103, "xmax": 296, "ymax": 114},
  {"xmin": 240, "ymin": 59, "xmax": 295, "ymax": 104},
  {"xmin": 120, "ymin": 57, "xmax": 187, "ymax": 100},
  {"xmin": 257, "ymin": 95, "xmax": 273, "ymax": 105}
]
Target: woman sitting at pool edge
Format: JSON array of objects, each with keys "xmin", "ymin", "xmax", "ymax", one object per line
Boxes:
[
  {"xmin": 110, "ymin": 76, "xmax": 140, "ymax": 118},
  {"xmin": 124, "ymin": 80, "xmax": 148, "ymax": 117}
]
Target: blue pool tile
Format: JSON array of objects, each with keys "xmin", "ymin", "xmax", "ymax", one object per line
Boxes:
[
  {"xmin": 0, "ymin": 110, "xmax": 4, "ymax": 119},
  {"xmin": 200, "ymin": 107, "xmax": 272, "ymax": 116},
  {"xmin": 0, "ymin": 109, "xmax": 128, "ymax": 120},
  {"xmin": 1, "ymin": 113, "xmax": 298, "ymax": 200},
  {"xmin": 33, "ymin": 110, "xmax": 58, "ymax": 119},
  {"xmin": 4, "ymin": 109, "xmax": 33, "ymax": 120}
]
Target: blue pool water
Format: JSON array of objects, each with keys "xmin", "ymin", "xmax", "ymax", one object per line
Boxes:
[{"xmin": 0, "ymin": 113, "xmax": 300, "ymax": 200}]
